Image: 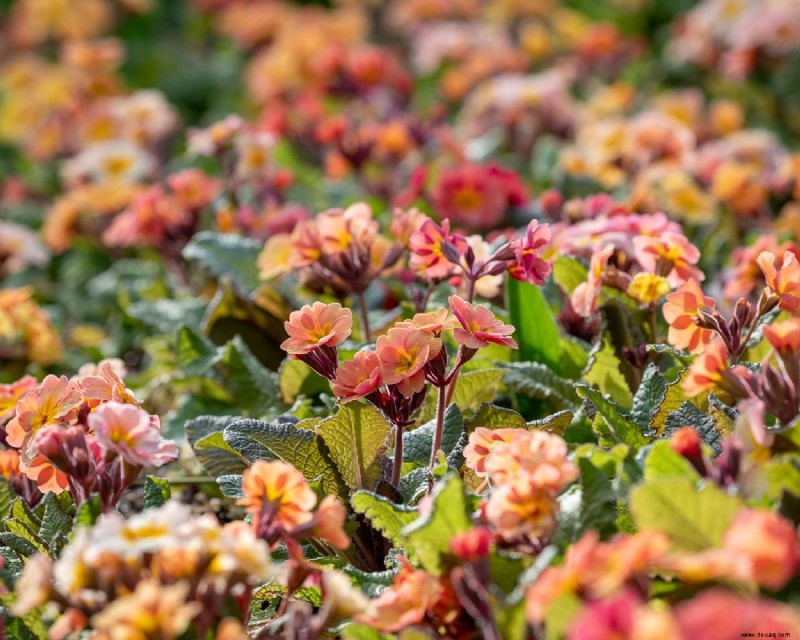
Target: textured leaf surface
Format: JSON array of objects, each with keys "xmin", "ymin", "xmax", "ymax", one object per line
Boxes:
[
  {"xmin": 143, "ymin": 476, "xmax": 172, "ymax": 508},
  {"xmin": 225, "ymin": 419, "xmax": 345, "ymax": 496},
  {"xmin": 404, "ymin": 405, "xmax": 464, "ymax": 465},
  {"xmin": 318, "ymin": 403, "xmax": 391, "ymax": 491},
  {"xmin": 351, "ymin": 491, "xmax": 418, "ymax": 548},
  {"xmin": 38, "ymin": 494, "xmax": 71, "ymax": 557},
  {"xmin": 465, "ymin": 403, "xmax": 526, "ymax": 432},
  {"xmin": 582, "ymin": 333, "xmax": 631, "ymax": 407},
  {"xmin": 630, "ymin": 364, "xmax": 668, "ymax": 428},
  {"xmin": 401, "ymin": 475, "xmax": 472, "ymax": 574},
  {"xmin": 504, "ymin": 362, "xmax": 581, "ymax": 408},
  {"xmin": 182, "ymin": 231, "xmax": 263, "ymax": 291},
  {"xmin": 577, "ymin": 385, "xmax": 649, "ymax": 448},
  {"xmin": 630, "ymin": 478, "xmax": 742, "ymax": 551}
]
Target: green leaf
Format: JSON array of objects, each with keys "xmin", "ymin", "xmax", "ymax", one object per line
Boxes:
[
  {"xmin": 143, "ymin": 476, "xmax": 172, "ymax": 508},
  {"xmin": 4, "ymin": 520, "xmax": 47, "ymax": 555},
  {"xmin": 278, "ymin": 358, "xmax": 329, "ymax": 405},
  {"xmin": 630, "ymin": 478, "xmax": 743, "ymax": 551},
  {"xmin": 765, "ymin": 454, "xmax": 800, "ymax": 500},
  {"xmin": 74, "ymin": 495, "xmax": 102, "ymax": 527},
  {"xmin": 351, "ymin": 491, "xmax": 418, "ymax": 548},
  {"xmin": 630, "ymin": 364, "xmax": 668, "ymax": 428},
  {"xmin": 343, "ymin": 565, "xmax": 397, "ymax": 597},
  {"xmin": 556, "ymin": 457, "xmax": 616, "ymax": 543},
  {"xmin": 342, "ymin": 624, "xmax": 385, "ymax": 640},
  {"xmin": 552, "ymin": 255, "xmax": 588, "ymax": 296},
  {"xmin": 643, "ymin": 441, "xmax": 698, "ymax": 481},
  {"xmin": 175, "ymin": 325, "xmax": 217, "ymax": 376},
  {"xmin": 402, "ymin": 475, "xmax": 472, "ymax": 574},
  {"xmin": 38, "ymin": 494, "xmax": 72, "ymax": 558},
  {"xmin": 127, "ymin": 298, "xmax": 207, "ymax": 334},
  {"xmin": 318, "ymin": 403, "xmax": 391, "ymax": 492},
  {"xmin": 576, "ymin": 384, "xmax": 649, "ymax": 448},
  {"xmin": 528, "ymin": 410, "xmax": 574, "ymax": 436},
  {"xmin": 648, "ymin": 368, "xmax": 698, "ymax": 435},
  {"xmin": 582, "ymin": 333, "xmax": 631, "ymax": 408},
  {"xmin": 224, "ymin": 419, "xmax": 345, "ymax": 497},
  {"xmin": 182, "ymin": 231, "xmax": 263, "ymax": 291},
  {"xmin": 10, "ymin": 499, "xmax": 40, "ymax": 532},
  {"xmin": 218, "ymin": 336, "xmax": 285, "ymax": 418},
  {"xmin": 496, "ymin": 600, "xmax": 528, "ymax": 640},
  {"xmin": 465, "ymin": 403, "xmax": 526, "ymax": 432},
  {"xmin": 507, "ymin": 277, "xmax": 562, "ymax": 372},
  {"xmin": 0, "ymin": 478, "xmax": 18, "ymax": 520},
  {"xmin": 420, "ymin": 369, "xmax": 506, "ymax": 421},
  {"xmin": 193, "ymin": 431, "xmax": 249, "ymax": 477},
  {"xmin": 663, "ymin": 402, "xmax": 722, "ymax": 455},
  {"xmin": 217, "ymin": 474, "xmax": 244, "ymax": 499},
  {"xmin": 543, "ymin": 594, "xmax": 583, "ymax": 640},
  {"xmin": 504, "ymin": 362, "xmax": 581, "ymax": 409},
  {"xmin": 404, "ymin": 405, "xmax": 464, "ymax": 466}
]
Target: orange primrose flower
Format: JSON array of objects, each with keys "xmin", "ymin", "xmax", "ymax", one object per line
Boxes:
[
  {"xmin": 281, "ymin": 302, "xmax": 353, "ymax": 356},
  {"xmin": 376, "ymin": 326, "xmax": 442, "ymax": 397},
  {"xmin": 662, "ymin": 278, "xmax": 717, "ymax": 354},
  {"xmin": 449, "ymin": 295, "xmax": 517, "ymax": 349},
  {"xmin": 239, "ymin": 460, "xmax": 317, "ymax": 532},
  {"xmin": 758, "ymin": 251, "xmax": 800, "ymax": 315},
  {"xmin": 331, "ymin": 350, "xmax": 383, "ymax": 403}
]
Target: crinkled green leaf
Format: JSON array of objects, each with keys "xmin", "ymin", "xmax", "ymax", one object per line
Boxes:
[
  {"xmin": 420, "ymin": 369, "xmax": 506, "ymax": 421},
  {"xmin": 577, "ymin": 384, "xmax": 649, "ymax": 448},
  {"xmin": 630, "ymin": 364, "xmax": 668, "ymax": 428},
  {"xmin": 182, "ymin": 231, "xmax": 263, "ymax": 291},
  {"xmin": 401, "ymin": 475, "xmax": 472, "ymax": 574},
  {"xmin": 0, "ymin": 478, "xmax": 17, "ymax": 521},
  {"xmin": 193, "ymin": 431, "xmax": 250, "ymax": 476},
  {"xmin": 318, "ymin": 403, "xmax": 391, "ymax": 492},
  {"xmin": 143, "ymin": 476, "xmax": 171, "ymax": 509},
  {"xmin": 75, "ymin": 495, "xmax": 103, "ymax": 528},
  {"xmin": 217, "ymin": 336, "xmax": 285, "ymax": 418},
  {"xmin": 217, "ymin": 474, "xmax": 244, "ymax": 499},
  {"xmin": 351, "ymin": 491, "xmax": 418, "ymax": 548},
  {"xmin": 465, "ymin": 403, "xmax": 526, "ymax": 432},
  {"xmin": 643, "ymin": 441, "xmax": 698, "ymax": 481},
  {"xmin": 175, "ymin": 325, "xmax": 217, "ymax": 376},
  {"xmin": 556, "ymin": 457, "xmax": 616, "ymax": 544},
  {"xmin": 582, "ymin": 332, "xmax": 631, "ymax": 408},
  {"xmin": 404, "ymin": 405, "xmax": 464, "ymax": 466},
  {"xmin": 225, "ymin": 419, "xmax": 345, "ymax": 497},
  {"xmin": 663, "ymin": 402, "xmax": 722, "ymax": 455},
  {"xmin": 38, "ymin": 493, "xmax": 72, "ymax": 558},
  {"xmin": 278, "ymin": 358, "xmax": 329, "ymax": 405},
  {"xmin": 504, "ymin": 362, "xmax": 581, "ymax": 409},
  {"xmin": 528, "ymin": 410, "xmax": 574, "ymax": 436},
  {"xmin": 4, "ymin": 520, "xmax": 47, "ymax": 555},
  {"xmin": 630, "ymin": 478, "xmax": 742, "ymax": 551}
]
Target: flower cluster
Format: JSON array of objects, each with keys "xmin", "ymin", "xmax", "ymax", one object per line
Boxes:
[
  {"xmin": 2, "ymin": 360, "xmax": 177, "ymax": 506},
  {"xmin": 465, "ymin": 428, "xmax": 578, "ymax": 548},
  {"xmin": 12, "ymin": 501, "xmax": 272, "ymax": 639}
]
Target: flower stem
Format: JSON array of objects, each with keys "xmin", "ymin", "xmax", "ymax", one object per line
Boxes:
[
  {"xmin": 430, "ymin": 383, "xmax": 447, "ymax": 469},
  {"xmin": 391, "ymin": 423, "xmax": 404, "ymax": 487},
  {"xmin": 357, "ymin": 291, "xmax": 372, "ymax": 343}
]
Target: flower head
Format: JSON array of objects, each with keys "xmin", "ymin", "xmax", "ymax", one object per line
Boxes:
[
  {"xmin": 510, "ymin": 219, "xmax": 552, "ymax": 285},
  {"xmin": 376, "ymin": 327, "xmax": 442, "ymax": 397},
  {"xmin": 758, "ymin": 250, "xmax": 800, "ymax": 315},
  {"xmin": 0, "ymin": 375, "xmax": 36, "ymax": 424},
  {"xmin": 571, "ymin": 244, "xmax": 613, "ymax": 318},
  {"xmin": 484, "ymin": 430, "xmax": 578, "ymax": 492},
  {"xmin": 449, "ymin": 295, "xmax": 517, "ymax": 349},
  {"xmin": 88, "ymin": 401, "xmax": 178, "ymax": 467},
  {"xmin": 485, "ymin": 479, "xmax": 558, "ymax": 542},
  {"xmin": 763, "ymin": 317, "xmax": 800, "ymax": 354},
  {"xmin": 464, "ymin": 427, "xmax": 523, "ymax": 478},
  {"xmin": 356, "ymin": 560, "xmax": 442, "ymax": 632},
  {"xmin": 281, "ymin": 302, "xmax": 352, "ymax": 356},
  {"xmin": 682, "ymin": 340, "xmax": 733, "ymax": 397},
  {"xmin": 633, "ymin": 231, "xmax": 703, "ymax": 287},
  {"xmin": 409, "ymin": 219, "xmax": 463, "ymax": 280},
  {"xmin": 6, "ymin": 375, "xmax": 81, "ymax": 452},
  {"xmin": 662, "ymin": 278, "xmax": 717, "ymax": 354},
  {"xmin": 626, "ymin": 273, "xmax": 670, "ymax": 305},
  {"xmin": 331, "ymin": 350, "xmax": 383, "ymax": 403},
  {"xmin": 239, "ymin": 460, "xmax": 317, "ymax": 533}
]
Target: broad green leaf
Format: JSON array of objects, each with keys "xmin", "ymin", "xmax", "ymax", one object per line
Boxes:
[
  {"xmin": 143, "ymin": 476, "xmax": 171, "ymax": 508},
  {"xmin": 127, "ymin": 298, "xmax": 207, "ymax": 335},
  {"xmin": 496, "ymin": 601, "xmax": 528, "ymax": 640},
  {"xmin": 343, "ymin": 565, "xmax": 397, "ymax": 598},
  {"xmin": 543, "ymin": 593, "xmax": 583, "ymax": 640},
  {"xmin": 630, "ymin": 364, "xmax": 668, "ymax": 428},
  {"xmin": 465, "ymin": 403, "xmax": 526, "ymax": 432},
  {"xmin": 630, "ymin": 478, "xmax": 743, "ymax": 551},
  {"xmin": 765, "ymin": 454, "xmax": 800, "ymax": 500},
  {"xmin": 224, "ymin": 419, "xmax": 345, "ymax": 497},
  {"xmin": 175, "ymin": 325, "xmax": 217, "ymax": 376},
  {"xmin": 0, "ymin": 478, "xmax": 17, "ymax": 520},
  {"xmin": 556, "ymin": 457, "xmax": 616, "ymax": 543},
  {"xmin": 278, "ymin": 358, "xmax": 329, "ymax": 404},
  {"xmin": 528, "ymin": 410, "xmax": 574, "ymax": 436},
  {"xmin": 419, "ymin": 369, "xmax": 506, "ymax": 421},
  {"xmin": 351, "ymin": 491, "xmax": 418, "ymax": 548},
  {"xmin": 38, "ymin": 494, "xmax": 72, "ymax": 558},
  {"xmin": 4, "ymin": 520, "xmax": 47, "ymax": 554},
  {"xmin": 182, "ymin": 231, "xmax": 263, "ymax": 291},
  {"xmin": 648, "ymin": 368, "xmax": 703, "ymax": 435},
  {"xmin": 193, "ymin": 431, "xmax": 249, "ymax": 477},
  {"xmin": 318, "ymin": 403, "xmax": 391, "ymax": 492},
  {"xmin": 342, "ymin": 624, "xmax": 385, "ymax": 640},
  {"xmin": 582, "ymin": 332, "xmax": 631, "ymax": 407},
  {"xmin": 11, "ymin": 499, "xmax": 40, "ymax": 532},
  {"xmin": 404, "ymin": 405, "xmax": 464, "ymax": 465},
  {"xmin": 552, "ymin": 255, "xmax": 588, "ymax": 296},
  {"xmin": 643, "ymin": 441, "xmax": 698, "ymax": 481},
  {"xmin": 402, "ymin": 475, "xmax": 472, "ymax": 574},
  {"xmin": 217, "ymin": 474, "xmax": 244, "ymax": 499},
  {"xmin": 576, "ymin": 384, "xmax": 649, "ymax": 448},
  {"xmin": 663, "ymin": 402, "xmax": 722, "ymax": 454},
  {"xmin": 74, "ymin": 495, "xmax": 102, "ymax": 527},
  {"xmin": 217, "ymin": 337, "xmax": 285, "ymax": 418},
  {"xmin": 507, "ymin": 277, "xmax": 562, "ymax": 373},
  {"xmin": 504, "ymin": 362, "xmax": 581, "ymax": 409}
]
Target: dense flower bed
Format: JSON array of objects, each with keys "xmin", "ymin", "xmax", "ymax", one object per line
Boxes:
[{"xmin": 1, "ymin": 0, "xmax": 800, "ymax": 638}]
